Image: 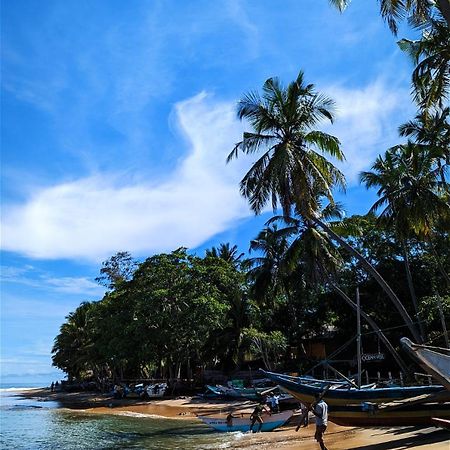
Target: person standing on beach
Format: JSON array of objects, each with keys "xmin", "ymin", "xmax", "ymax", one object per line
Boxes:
[{"xmin": 312, "ymin": 393, "xmax": 328, "ymax": 450}]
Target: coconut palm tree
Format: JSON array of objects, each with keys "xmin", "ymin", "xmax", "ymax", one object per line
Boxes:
[
  {"xmin": 330, "ymin": 0, "xmax": 450, "ymax": 33},
  {"xmin": 398, "ymin": 17, "xmax": 450, "ymax": 110},
  {"xmin": 361, "ymin": 142, "xmax": 450, "ymax": 338},
  {"xmin": 52, "ymin": 302, "xmax": 96, "ymax": 381},
  {"xmin": 399, "ymin": 107, "xmax": 450, "ymax": 188},
  {"xmin": 206, "ymin": 243, "xmax": 245, "ymax": 267},
  {"xmin": 247, "ymin": 225, "xmax": 292, "ymax": 307},
  {"xmin": 268, "ymin": 205, "xmax": 409, "ymax": 372},
  {"xmin": 229, "ymin": 71, "xmax": 422, "ymax": 342}
]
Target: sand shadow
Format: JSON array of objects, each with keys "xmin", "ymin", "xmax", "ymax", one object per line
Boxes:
[{"xmin": 348, "ymin": 428, "xmax": 449, "ymax": 450}]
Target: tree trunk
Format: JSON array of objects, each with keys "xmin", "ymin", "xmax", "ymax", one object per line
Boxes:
[
  {"xmin": 329, "ymin": 279, "xmax": 409, "ymax": 373},
  {"xmin": 429, "ymin": 239, "xmax": 450, "ymax": 288},
  {"xmin": 311, "ymin": 216, "xmax": 422, "ymax": 343},
  {"xmin": 437, "ymin": 0, "xmax": 450, "ymax": 28},
  {"xmin": 402, "ymin": 240, "xmax": 426, "ymax": 340}
]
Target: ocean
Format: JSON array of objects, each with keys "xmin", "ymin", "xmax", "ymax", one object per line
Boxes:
[{"xmin": 0, "ymin": 387, "xmax": 256, "ymax": 449}]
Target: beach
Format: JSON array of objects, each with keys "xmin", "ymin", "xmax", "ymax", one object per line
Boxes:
[{"xmin": 13, "ymin": 388, "xmax": 449, "ymax": 449}]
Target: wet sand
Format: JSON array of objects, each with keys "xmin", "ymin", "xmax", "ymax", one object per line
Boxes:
[{"xmin": 17, "ymin": 388, "xmax": 449, "ymax": 449}]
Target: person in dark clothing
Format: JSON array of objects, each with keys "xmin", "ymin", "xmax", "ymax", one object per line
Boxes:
[{"xmin": 249, "ymin": 402, "xmax": 271, "ymax": 433}]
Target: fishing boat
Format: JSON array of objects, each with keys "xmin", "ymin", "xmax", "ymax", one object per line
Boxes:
[
  {"xmin": 205, "ymin": 384, "xmax": 266, "ymax": 400},
  {"xmin": 261, "ymin": 370, "xmax": 445, "ymax": 406},
  {"xmin": 145, "ymin": 383, "xmax": 167, "ymax": 398},
  {"xmin": 432, "ymin": 418, "xmax": 450, "ymax": 430},
  {"xmin": 400, "ymin": 338, "xmax": 450, "ymax": 390},
  {"xmin": 327, "ymin": 400, "xmax": 450, "ymax": 426},
  {"xmin": 198, "ymin": 410, "xmax": 293, "ymax": 432}
]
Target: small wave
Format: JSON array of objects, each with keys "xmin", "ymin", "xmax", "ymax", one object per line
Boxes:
[
  {"xmin": 0, "ymin": 387, "xmax": 42, "ymax": 392},
  {"xmin": 115, "ymin": 411, "xmax": 183, "ymax": 420}
]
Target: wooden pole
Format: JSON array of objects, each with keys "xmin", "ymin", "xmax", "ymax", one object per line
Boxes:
[
  {"xmin": 436, "ymin": 294, "xmax": 449, "ymax": 349},
  {"xmin": 356, "ymin": 287, "xmax": 362, "ymax": 389}
]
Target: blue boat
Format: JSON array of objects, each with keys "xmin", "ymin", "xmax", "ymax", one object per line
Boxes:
[
  {"xmin": 198, "ymin": 410, "xmax": 293, "ymax": 432},
  {"xmin": 261, "ymin": 370, "xmax": 445, "ymax": 406}
]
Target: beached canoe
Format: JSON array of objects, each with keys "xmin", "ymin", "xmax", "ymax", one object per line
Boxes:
[
  {"xmin": 328, "ymin": 401, "xmax": 450, "ymax": 426},
  {"xmin": 432, "ymin": 417, "xmax": 450, "ymax": 430},
  {"xmin": 262, "ymin": 370, "xmax": 445, "ymax": 406},
  {"xmin": 198, "ymin": 410, "xmax": 293, "ymax": 432}
]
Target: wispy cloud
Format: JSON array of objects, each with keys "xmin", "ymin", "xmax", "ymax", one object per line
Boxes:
[
  {"xmin": 1, "ymin": 93, "xmax": 252, "ymax": 261},
  {"xmin": 324, "ymin": 77, "xmax": 413, "ymax": 183},
  {"xmin": 1, "ymin": 265, "xmax": 103, "ymax": 296}
]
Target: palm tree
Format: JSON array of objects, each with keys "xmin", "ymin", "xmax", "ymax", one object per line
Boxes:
[
  {"xmin": 398, "ymin": 17, "xmax": 450, "ymax": 110},
  {"xmin": 52, "ymin": 302, "xmax": 96, "ymax": 381},
  {"xmin": 361, "ymin": 142, "xmax": 450, "ymax": 338},
  {"xmin": 227, "ymin": 70, "xmax": 345, "ymax": 218},
  {"xmin": 229, "ymin": 71, "xmax": 422, "ymax": 342},
  {"xmin": 399, "ymin": 108, "xmax": 450, "ymax": 187},
  {"xmin": 269, "ymin": 206, "xmax": 409, "ymax": 372},
  {"xmin": 247, "ymin": 225, "xmax": 292, "ymax": 307},
  {"xmin": 206, "ymin": 243, "xmax": 245, "ymax": 267},
  {"xmin": 329, "ymin": 0, "xmax": 450, "ymax": 33}
]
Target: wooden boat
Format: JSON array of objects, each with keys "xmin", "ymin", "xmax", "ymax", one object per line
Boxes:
[
  {"xmin": 401, "ymin": 338, "xmax": 450, "ymax": 390},
  {"xmin": 205, "ymin": 384, "xmax": 266, "ymax": 400},
  {"xmin": 145, "ymin": 383, "xmax": 167, "ymax": 398},
  {"xmin": 261, "ymin": 370, "xmax": 445, "ymax": 406},
  {"xmin": 432, "ymin": 417, "xmax": 450, "ymax": 430},
  {"xmin": 198, "ymin": 410, "xmax": 293, "ymax": 432},
  {"xmin": 328, "ymin": 401, "xmax": 450, "ymax": 426}
]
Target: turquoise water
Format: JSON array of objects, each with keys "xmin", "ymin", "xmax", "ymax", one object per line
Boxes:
[{"xmin": 0, "ymin": 389, "xmax": 260, "ymax": 449}]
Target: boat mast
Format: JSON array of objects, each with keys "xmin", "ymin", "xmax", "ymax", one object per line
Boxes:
[{"xmin": 356, "ymin": 287, "xmax": 362, "ymax": 389}]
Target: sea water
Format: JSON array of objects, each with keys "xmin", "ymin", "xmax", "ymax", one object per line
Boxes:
[{"xmin": 0, "ymin": 388, "xmax": 257, "ymax": 450}]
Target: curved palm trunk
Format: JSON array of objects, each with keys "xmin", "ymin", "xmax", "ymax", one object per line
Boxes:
[
  {"xmin": 401, "ymin": 240, "xmax": 426, "ymax": 341},
  {"xmin": 328, "ymin": 279, "xmax": 409, "ymax": 374},
  {"xmin": 311, "ymin": 216, "xmax": 423, "ymax": 343},
  {"xmin": 437, "ymin": 0, "xmax": 450, "ymax": 28}
]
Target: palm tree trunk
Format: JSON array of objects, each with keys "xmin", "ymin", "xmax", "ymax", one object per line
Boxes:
[
  {"xmin": 328, "ymin": 279, "xmax": 409, "ymax": 374},
  {"xmin": 429, "ymin": 239, "xmax": 450, "ymax": 288},
  {"xmin": 311, "ymin": 216, "xmax": 422, "ymax": 343},
  {"xmin": 401, "ymin": 240, "xmax": 426, "ymax": 340},
  {"xmin": 437, "ymin": 0, "xmax": 450, "ymax": 28}
]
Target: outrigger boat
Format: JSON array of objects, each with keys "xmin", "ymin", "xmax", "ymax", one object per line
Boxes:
[
  {"xmin": 198, "ymin": 410, "xmax": 293, "ymax": 432},
  {"xmin": 205, "ymin": 384, "xmax": 267, "ymax": 401},
  {"xmin": 261, "ymin": 370, "xmax": 445, "ymax": 406}
]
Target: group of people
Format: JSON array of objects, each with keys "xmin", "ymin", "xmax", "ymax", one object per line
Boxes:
[
  {"xmin": 50, "ymin": 381, "xmax": 59, "ymax": 392},
  {"xmin": 231, "ymin": 391, "xmax": 329, "ymax": 449},
  {"xmin": 266, "ymin": 393, "xmax": 280, "ymax": 413}
]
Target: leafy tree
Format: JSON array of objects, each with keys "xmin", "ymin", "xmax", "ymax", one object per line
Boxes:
[
  {"xmin": 95, "ymin": 251, "xmax": 138, "ymax": 290},
  {"xmin": 243, "ymin": 328, "xmax": 287, "ymax": 371}
]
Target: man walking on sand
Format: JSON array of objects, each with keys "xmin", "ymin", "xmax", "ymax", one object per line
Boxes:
[{"xmin": 312, "ymin": 393, "xmax": 328, "ymax": 450}]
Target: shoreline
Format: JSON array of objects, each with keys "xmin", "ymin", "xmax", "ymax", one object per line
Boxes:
[{"xmin": 12, "ymin": 388, "xmax": 450, "ymax": 449}]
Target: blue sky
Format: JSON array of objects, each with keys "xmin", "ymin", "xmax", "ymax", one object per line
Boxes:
[{"xmin": 1, "ymin": 0, "xmax": 419, "ymax": 383}]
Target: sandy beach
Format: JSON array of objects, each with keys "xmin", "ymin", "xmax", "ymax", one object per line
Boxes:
[{"xmin": 15, "ymin": 388, "xmax": 449, "ymax": 449}]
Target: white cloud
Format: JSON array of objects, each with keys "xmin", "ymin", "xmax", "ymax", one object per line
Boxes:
[
  {"xmin": 325, "ymin": 79, "xmax": 413, "ymax": 183},
  {"xmin": 1, "ymin": 93, "xmax": 252, "ymax": 261},
  {"xmin": 1, "ymin": 79, "xmax": 413, "ymax": 261},
  {"xmin": 1, "ymin": 265, "xmax": 104, "ymax": 296}
]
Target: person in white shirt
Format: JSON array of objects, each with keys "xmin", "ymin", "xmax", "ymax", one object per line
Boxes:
[{"xmin": 312, "ymin": 393, "xmax": 328, "ymax": 450}]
